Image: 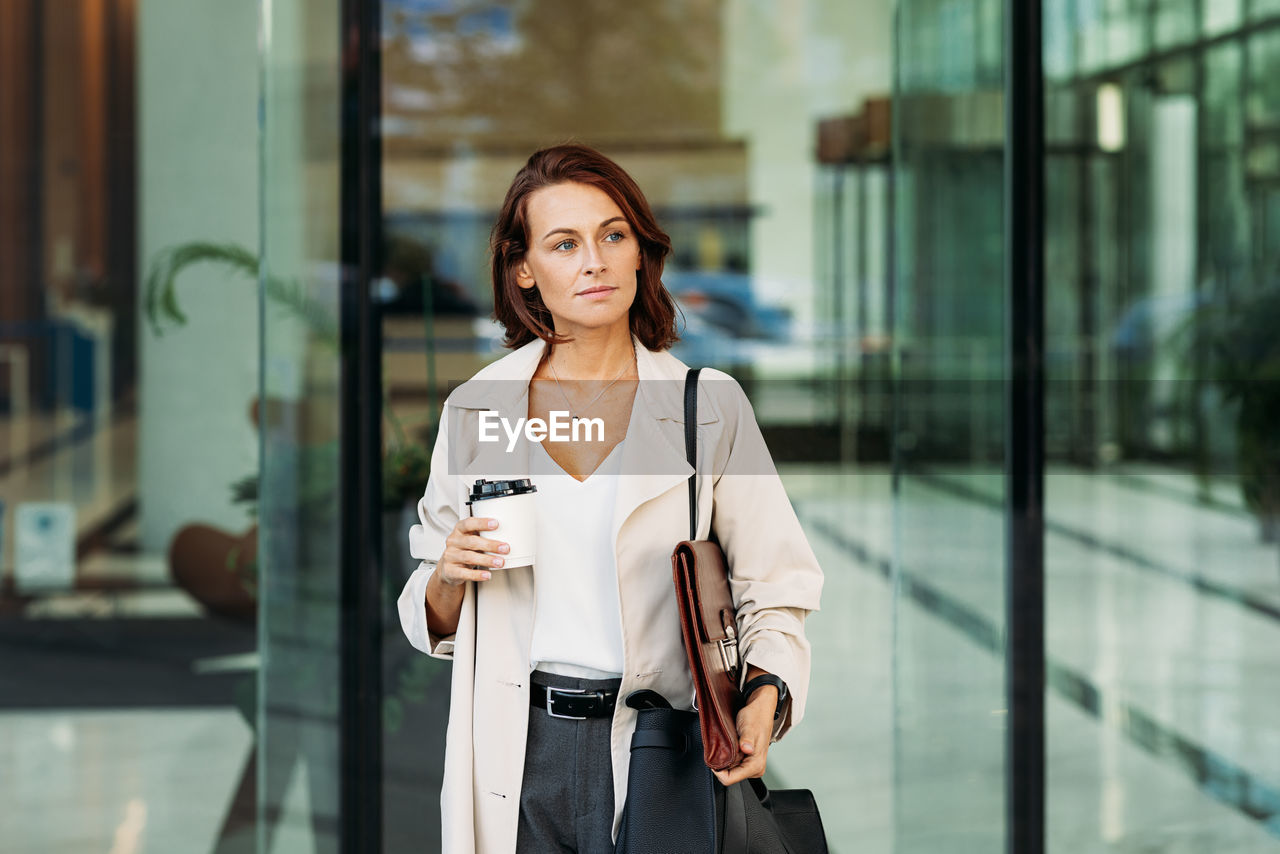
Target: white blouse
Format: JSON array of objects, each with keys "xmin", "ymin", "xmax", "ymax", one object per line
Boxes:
[{"xmin": 526, "ymin": 437, "xmax": 627, "ymax": 679}]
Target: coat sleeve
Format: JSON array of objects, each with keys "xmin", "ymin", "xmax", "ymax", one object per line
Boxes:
[
  {"xmin": 397, "ymin": 403, "xmax": 465, "ymax": 660},
  {"xmin": 706, "ymin": 372, "xmax": 824, "ymax": 742}
]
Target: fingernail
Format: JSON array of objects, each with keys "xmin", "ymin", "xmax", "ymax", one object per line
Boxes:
[
  {"xmin": 482, "ymin": 571, "xmax": 492, "ymax": 580},
  {"xmin": 499, "ymin": 543, "xmax": 509, "ymax": 553},
  {"xmin": 741, "ymin": 742, "xmax": 753, "ymax": 752},
  {"xmin": 488, "ymin": 519, "xmax": 498, "ymax": 529},
  {"xmin": 492, "ymin": 557, "xmax": 504, "ymax": 567}
]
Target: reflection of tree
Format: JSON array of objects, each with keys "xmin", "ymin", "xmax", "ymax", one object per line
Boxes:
[{"xmin": 384, "ymin": 0, "xmax": 722, "ymax": 144}]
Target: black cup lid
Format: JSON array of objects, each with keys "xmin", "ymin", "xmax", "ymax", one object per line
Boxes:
[{"xmin": 468, "ymin": 478, "xmax": 538, "ymax": 502}]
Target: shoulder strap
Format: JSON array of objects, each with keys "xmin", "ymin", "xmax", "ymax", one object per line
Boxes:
[{"xmin": 684, "ymin": 368, "xmax": 701, "ymax": 541}]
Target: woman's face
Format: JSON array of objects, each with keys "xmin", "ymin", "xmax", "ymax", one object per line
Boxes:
[{"xmin": 516, "ymin": 181, "xmax": 641, "ymax": 339}]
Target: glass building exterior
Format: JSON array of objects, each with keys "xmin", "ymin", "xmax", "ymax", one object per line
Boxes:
[{"xmin": 1, "ymin": 1, "xmax": 1277, "ymax": 852}]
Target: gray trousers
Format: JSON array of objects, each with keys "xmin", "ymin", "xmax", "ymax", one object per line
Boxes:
[{"xmin": 516, "ymin": 670, "xmax": 622, "ymax": 854}]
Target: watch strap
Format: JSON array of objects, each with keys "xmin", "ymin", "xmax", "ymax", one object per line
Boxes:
[{"xmin": 742, "ymin": 674, "xmax": 787, "ymax": 720}]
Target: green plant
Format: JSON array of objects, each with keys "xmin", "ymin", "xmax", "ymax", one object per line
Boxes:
[
  {"xmin": 145, "ymin": 241, "xmax": 337, "ymax": 343},
  {"xmin": 230, "ymin": 439, "xmax": 432, "ymax": 516},
  {"xmin": 144, "ymin": 240, "xmax": 437, "ymax": 511},
  {"xmin": 1175, "ymin": 282, "xmax": 1280, "ymax": 539},
  {"xmin": 383, "ymin": 441, "xmax": 432, "ymax": 510}
]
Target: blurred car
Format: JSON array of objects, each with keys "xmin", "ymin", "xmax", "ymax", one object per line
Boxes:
[
  {"xmin": 662, "ymin": 271, "xmax": 793, "ymax": 369},
  {"xmin": 662, "ymin": 271, "xmax": 791, "ymax": 341}
]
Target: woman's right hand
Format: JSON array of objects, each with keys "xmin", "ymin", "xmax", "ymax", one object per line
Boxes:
[{"xmin": 436, "ymin": 516, "xmax": 509, "ymax": 586}]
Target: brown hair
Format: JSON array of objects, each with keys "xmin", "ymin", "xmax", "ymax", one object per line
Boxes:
[{"xmin": 490, "ymin": 143, "xmax": 679, "ymax": 350}]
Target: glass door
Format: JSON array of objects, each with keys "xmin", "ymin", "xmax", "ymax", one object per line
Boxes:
[
  {"xmin": 377, "ymin": 1, "xmax": 895, "ymax": 850},
  {"xmin": 258, "ymin": 1, "xmax": 348, "ymax": 851},
  {"xmin": 891, "ymin": 0, "xmax": 1010, "ymax": 850},
  {"xmin": 1039, "ymin": 7, "xmax": 1280, "ymax": 852},
  {"xmin": 893, "ymin": 2, "xmax": 1280, "ymax": 852}
]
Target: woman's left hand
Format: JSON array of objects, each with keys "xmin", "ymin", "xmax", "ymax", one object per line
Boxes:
[{"xmin": 712, "ymin": 683, "xmax": 777, "ymax": 787}]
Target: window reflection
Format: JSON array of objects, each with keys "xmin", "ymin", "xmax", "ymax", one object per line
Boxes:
[{"xmin": 895, "ymin": 2, "xmax": 1280, "ymax": 852}]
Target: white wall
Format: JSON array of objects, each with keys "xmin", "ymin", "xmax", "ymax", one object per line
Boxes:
[
  {"xmin": 722, "ymin": 0, "xmax": 893, "ymax": 331},
  {"xmin": 137, "ymin": 0, "xmax": 259, "ymax": 551}
]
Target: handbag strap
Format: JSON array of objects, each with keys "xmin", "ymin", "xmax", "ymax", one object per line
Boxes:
[
  {"xmin": 684, "ymin": 367, "xmax": 701, "ymax": 541},
  {"xmin": 723, "ymin": 780, "xmax": 748, "ymax": 853},
  {"xmin": 723, "ymin": 778, "xmax": 799, "ymax": 854}
]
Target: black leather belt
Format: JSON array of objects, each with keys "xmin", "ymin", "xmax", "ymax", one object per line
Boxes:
[{"xmin": 530, "ymin": 682, "xmax": 620, "ymax": 719}]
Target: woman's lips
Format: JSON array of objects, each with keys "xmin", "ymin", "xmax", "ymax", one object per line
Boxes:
[{"xmin": 577, "ymin": 286, "xmax": 617, "ymax": 299}]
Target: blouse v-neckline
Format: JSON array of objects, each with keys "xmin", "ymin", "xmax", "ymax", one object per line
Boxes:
[{"xmin": 533, "ymin": 438, "xmax": 625, "ymax": 483}]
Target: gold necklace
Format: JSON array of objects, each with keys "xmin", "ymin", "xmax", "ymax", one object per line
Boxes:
[{"xmin": 547, "ymin": 347, "xmax": 636, "ymax": 424}]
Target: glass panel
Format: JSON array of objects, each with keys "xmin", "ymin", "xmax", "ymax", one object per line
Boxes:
[
  {"xmin": 1205, "ymin": 43, "xmax": 1244, "ymax": 147},
  {"xmin": 1154, "ymin": 0, "xmax": 1196, "ymax": 50},
  {"xmin": 258, "ymin": 0, "xmax": 344, "ymax": 851},
  {"xmin": 892, "ymin": 1, "xmax": 1007, "ymax": 852},
  {"xmin": 1204, "ymin": 150, "xmax": 1251, "ymax": 277},
  {"xmin": 1, "ymin": 1, "xmax": 260, "ymax": 851},
  {"xmin": 976, "ymin": 0, "xmax": 1004, "ymax": 88},
  {"xmin": 1046, "ymin": 155, "xmax": 1087, "ymax": 461},
  {"xmin": 1247, "ymin": 29, "xmax": 1280, "ymax": 129},
  {"xmin": 1079, "ymin": 0, "xmax": 1147, "ymax": 75},
  {"xmin": 1090, "ymin": 154, "xmax": 1125, "ymax": 460},
  {"xmin": 1044, "ymin": 0, "xmax": 1078, "ymax": 81},
  {"xmin": 380, "ymin": 1, "xmax": 896, "ymax": 851},
  {"xmin": 1044, "ymin": 7, "xmax": 1280, "ymax": 854},
  {"xmin": 1264, "ymin": 186, "xmax": 1280, "ymax": 260},
  {"xmin": 1251, "ymin": 0, "xmax": 1280, "ymax": 20},
  {"xmin": 1203, "ymin": 0, "xmax": 1242, "ymax": 35},
  {"xmin": 1045, "ymin": 87, "xmax": 1082, "ymax": 146}
]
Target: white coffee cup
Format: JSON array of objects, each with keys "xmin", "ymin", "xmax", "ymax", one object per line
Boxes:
[{"xmin": 467, "ymin": 478, "xmax": 538, "ymax": 568}]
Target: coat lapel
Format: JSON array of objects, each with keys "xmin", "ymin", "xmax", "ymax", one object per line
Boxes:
[
  {"xmin": 611, "ymin": 342, "xmax": 704, "ymax": 543},
  {"xmin": 445, "ymin": 338, "xmax": 542, "ymax": 484}
]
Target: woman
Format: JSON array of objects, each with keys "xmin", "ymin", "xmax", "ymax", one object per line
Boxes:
[{"xmin": 398, "ymin": 143, "xmax": 824, "ymax": 853}]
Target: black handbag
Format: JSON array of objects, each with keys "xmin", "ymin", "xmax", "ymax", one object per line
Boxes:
[
  {"xmin": 615, "ymin": 691, "xmax": 716, "ymax": 853},
  {"xmin": 615, "ymin": 690, "xmax": 828, "ymax": 854}
]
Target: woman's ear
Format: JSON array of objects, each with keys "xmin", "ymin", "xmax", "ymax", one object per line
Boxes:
[{"xmin": 515, "ymin": 259, "xmax": 536, "ymax": 291}]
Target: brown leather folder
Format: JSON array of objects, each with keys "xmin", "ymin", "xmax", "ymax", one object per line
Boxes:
[{"xmin": 672, "ymin": 538, "xmax": 744, "ymax": 771}]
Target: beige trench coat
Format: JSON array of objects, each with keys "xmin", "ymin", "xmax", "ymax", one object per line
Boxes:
[{"xmin": 397, "ymin": 334, "xmax": 824, "ymax": 853}]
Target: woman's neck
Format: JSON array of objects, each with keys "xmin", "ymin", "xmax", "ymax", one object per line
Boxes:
[{"xmin": 543, "ymin": 327, "xmax": 636, "ymax": 381}]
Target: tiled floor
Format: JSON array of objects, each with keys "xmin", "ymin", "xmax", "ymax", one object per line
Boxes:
[
  {"xmin": 780, "ymin": 464, "xmax": 1280, "ymax": 853},
  {"xmin": 1, "ymin": 709, "xmax": 252, "ymax": 854},
  {"xmin": 5, "ymin": 406, "xmax": 1280, "ymax": 852}
]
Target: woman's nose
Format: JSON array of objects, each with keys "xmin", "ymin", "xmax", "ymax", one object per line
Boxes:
[{"xmin": 582, "ymin": 245, "xmax": 607, "ymax": 275}]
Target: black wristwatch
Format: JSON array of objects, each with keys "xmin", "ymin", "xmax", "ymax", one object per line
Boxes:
[{"xmin": 742, "ymin": 674, "xmax": 788, "ymax": 721}]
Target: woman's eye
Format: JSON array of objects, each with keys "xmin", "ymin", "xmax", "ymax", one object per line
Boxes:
[
  {"xmin": 554, "ymin": 240, "xmax": 576, "ymax": 251},
  {"xmin": 604, "ymin": 231, "xmax": 625, "ymax": 243}
]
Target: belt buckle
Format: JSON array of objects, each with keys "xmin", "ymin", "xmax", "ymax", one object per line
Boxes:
[{"xmin": 546, "ymin": 686, "xmax": 591, "ymax": 720}]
